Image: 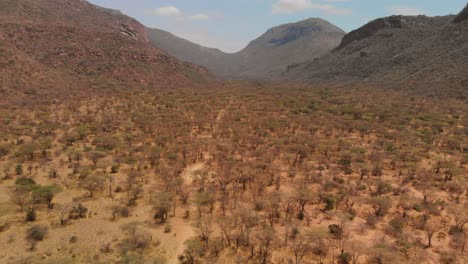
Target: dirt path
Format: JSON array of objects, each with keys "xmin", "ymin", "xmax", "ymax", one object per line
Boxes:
[
  {"xmin": 165, "ymin": 216, "xmax": 195, "ymax": 264},
  {"xmin": 0, "ymin": 183, "xmax": 11, "ymax": 203},
  {"xmin": 213, "ymin": 99, "xmax": 232, "ymax": 133},
  {"xmin": 163, "ymin": 162, "xmax": 204, "ymax": 263},
  {"xmin": 181, "ymin": 163, "xmax": 204, "ymax": 185}
]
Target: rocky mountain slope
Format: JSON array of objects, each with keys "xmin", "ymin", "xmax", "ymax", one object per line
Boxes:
[
  {"xmin": 283, "ymin": 6, "xmax": 468, "ymax": 98},
  {"xmin": 146, "ymin": 18, "xmax": 345, "ymax": 79},
  {"xmin": 0, "ymin": 0, "xmax": 211, "ymax": 101}
]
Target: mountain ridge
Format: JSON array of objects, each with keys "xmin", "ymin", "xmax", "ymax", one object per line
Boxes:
[
  {"xmin": 282, "ymin": 11, "xmax": 468, "ymax": 99},
  {"xmin": 146, "ymin": 17, "xmax": 345, "ymax": 79}
]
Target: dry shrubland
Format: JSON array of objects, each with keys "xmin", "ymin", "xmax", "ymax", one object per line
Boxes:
[{"xmin": 0, "ymin": 83, "xmax": 466, "ymax": 263}]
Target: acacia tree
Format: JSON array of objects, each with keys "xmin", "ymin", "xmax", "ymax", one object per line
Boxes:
[
  {"xmin": 424, "ymin": 219, "xmax": 442, "ymax": 248},
  {"xmin": 291, "ymin": 235, "xmax": 310, "ymax": 264},
  {"xmin": 281, "ymin": 196, "xmax": 296, "ymax": 224},
  {"xmin": 87, "ymin": 151, "xmax": 106, "ymax": 168},
  {"xmin": 126, "ymin": 173, "xmax": 143, "ymax": 206},
  {"xmin": 255, "ymin": 226, "xmax": 276, "ymax": 264},
  {"xmin": 294, "ymin": 185, "xmax": 315, "ymax": 219},
  {"xmin": 399, "ymin": 194, "xmax": 415, "ymax": 218},
  {"xmin": 193, "ymin": 191, "xmax": 215, "ymax": 218},
  {"xmin": 55, "ymin": 204, "xmax": 71, "ymax": 225},
  {"xmin": 263, "ymin": 192, "xmax": 281, "ymax": 227},
  {"xmin": 197, "ymin": 216, "xmax": 213, "ymax": 247},
  {"xmin": 450, "ymin": 205, "xmax": 467, "ymax": 232},
  {"xmin": 180, "ymin": 239, "xmax": 205, "ymax": 264},
  {"xmin": 217, "ymin": 216, "xmax": 234, "ymax": 247},
  {"xmin": 345, "ymin": 239, "xmax": 365, "ymax": 264},
  {"xmin": 33, "ymin": 185, "xmax": 61, "ymax": 209},
  {"xmin": 152, "ymin": 192, "xmax": 173, "ymax": 223},
  {"xmin": 80, "ymin": 174, "xmax": 105, "ymax": 197},
  {"xmin": 307, "ymin": 227, "xmax": 330, "ymax": 264},
  {"xmin": 370, "ymin": 196, "xmax": 392, "ymax": 217}
]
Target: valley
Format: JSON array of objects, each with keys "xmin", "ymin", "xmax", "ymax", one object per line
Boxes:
[{"xmin": 0, "ymin": 1, "xmax": 466, "ymax": 263}]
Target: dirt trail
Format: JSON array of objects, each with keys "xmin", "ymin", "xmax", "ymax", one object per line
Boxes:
[
  {"xmin": 213, "ymin": 99, "xmax": 231, "ymax": 133},
  {"xmin": 163, "ymin": 162, "xmax": 204, "ymax": 263},
  {"xmin": 181, "ymin": 163, "xmax": 204, "ymax": 185},
  {"xmin": 0, "ymin": 183, "xmax": 11, "ymax": 203},
  {"xmin": 165, "ymin": 216, "xmax": 195, "ymax": 264}
]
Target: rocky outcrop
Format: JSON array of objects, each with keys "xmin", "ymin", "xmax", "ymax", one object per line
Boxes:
[
  {"xmin": 337, "ymin": 16, "xmax": 402, "ymax": 50},
  {"xmin": 453, "ymin": 4, "xmax": 468, "ymax": 23}
]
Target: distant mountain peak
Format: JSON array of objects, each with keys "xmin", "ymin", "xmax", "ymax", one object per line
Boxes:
[
  {"xmin": 267, "ymin": 17, "xmax": 345, "ymax": 34},
  {"xmin": 147, "ymin": 17, "xmax": 345, "ymax": 79}
]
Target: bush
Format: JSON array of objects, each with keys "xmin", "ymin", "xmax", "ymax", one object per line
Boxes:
[
  {"xmin": 0, "ymin": 144, "xmax": 10, "ymax": 157},
  {"xmin": 289, "ymin": 227, "xmax": 300, "ymax": 239},
  {"xmin": 366, "ymin": 215, "xmax": 379, "ymax": 228},
  {"xmin": 15, "ymin": 164, "xmax": 23, "ymax": 175},
  {"xmin": 69, "ymin": 203, "xmax": 88, "ymax": 219},
  {"xmin": 112, "ymin": 205, "xmax": 130, "ymax": 220},
  {"xmin": 27, "ymin": 225, "xmax": 47, "ymax": 241},
  {"xmin": 333, "ymin": 176, "xmax": 345, "ymax": 184},
  {"xmin": 328, "ymin": 224, "xmax": 342, "ymax": 238},
  {"xmin": 322, "ymin": 194, "xmax": 336, "ymax": 211},
  {"xmin": 387, "ymin": 217, "xmax": 404, "ymax": 236},
  {"xmin": 26, "ymin": 225, "xmax": 47, "ymax": 249},
  {"xmin": 448, "ymin": 225, "xmax": 463, "ymax": 235},
  {"xmin": 15, "ymin": 177, "xmax": 36, "ymax": 186},
  {"xmin": 338, "ymin": 252, "xmax": 351, "ymax": 264},
  {"xmin": 121, "ymin": 223, "xmax": 152, "ymax": 252},
  {"xmin": 111, "ymin": 165, "xmax": 120, "ymax": 174},
  {"xmin": 26, "ymin": 208, "xmax": 37, "ymax": 222},
  {"xmin": 69, "ymin": 236, "xmax": 78, "ymax": 244}
]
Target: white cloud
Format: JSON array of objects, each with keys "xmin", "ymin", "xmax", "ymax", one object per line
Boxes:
[
  {"xmin": 272, "ymin": 0, "xmax": 351, "ymax": 15},
  {"xmin": 387, "ymin": 6, "xmax": 426, "ymax": 16},
  {"xmin": 273, "ymin": 0, "xmax": 311, "ymax": 14},
  {"xmin": 188, "ymin": 14, "xmax": 210, "ymax": 21},
  {"xmin": 146, "ymin": 6, "xmax": 214, "ymax": 21},
  {"xmin": 146, "ymin": 6, "xmax": 182, "ymax": 17}
]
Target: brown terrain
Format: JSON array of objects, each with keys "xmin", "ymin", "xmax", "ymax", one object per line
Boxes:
[
  {"xmin": 0, "ymin": 1, "xmax": 466, "ymax": 264},
  {"xmin": 0, "ymin": 0, "xmax": 211, "ymax": 102}
]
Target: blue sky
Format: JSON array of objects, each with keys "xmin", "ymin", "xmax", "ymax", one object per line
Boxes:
[{"xmin": 88, "ymin": 0, "xmax": 467, "ymax": 52}]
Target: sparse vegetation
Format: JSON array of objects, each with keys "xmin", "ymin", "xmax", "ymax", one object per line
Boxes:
[
  {"xmin": 0, "ymin": 0, "xmax": 466, "ymax": 263},
  {"xmin": 0, "ymin": 83, "xmax": 465, "ymax": 263}
]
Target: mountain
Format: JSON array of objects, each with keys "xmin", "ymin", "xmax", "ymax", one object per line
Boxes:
[
  {"xmin": 283, "ymin": 8, "xmax": 468, "ymax": 98},
  {"xmin": 145, "ymin": 28, "xmax": 231, "ymax": 77},
  {"xmin": 146, "ymin": 18, "xmax": 345, "ymax": 79},
  {"xmin": 0, "ymin": 0, "xmax": 211, "ymax": 101},
  {"xmin": 453, "ymin": 3, "xmax": 468, "ymax": 23}
]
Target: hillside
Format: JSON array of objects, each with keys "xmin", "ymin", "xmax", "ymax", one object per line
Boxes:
[
  {"xmin": 0, "ymin": 0, "xmax": 211, "ymax": 102},
  {"xmin": 283, "ymin": 10, "xmax": 468, "ymax": 98},
  {"xmin": 146, "ymin": 18, "xmax": 345, "ymax": 79},
  {"xmin": 145, "ymin": 28, "xmax": 231, "ymax": 77}
]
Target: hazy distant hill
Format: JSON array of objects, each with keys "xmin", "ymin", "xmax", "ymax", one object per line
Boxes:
[
  {"xmin": 145, "ymin": 28, "xmax": 232, "ymax": 77},
  {"xmin": 146, "ymin": 18, "xmax": 345, "ymax": 79}
]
